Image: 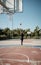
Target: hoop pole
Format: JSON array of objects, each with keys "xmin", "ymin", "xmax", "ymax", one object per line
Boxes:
[
  {"xmin": 7, "ymin": 14, "xmax": 13, "ymax": 39},
  {"xmin": 11, "ymin": 15, "xmax": 13, "ymax": 39}
]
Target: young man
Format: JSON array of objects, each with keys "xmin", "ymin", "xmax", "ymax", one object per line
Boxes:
[{"xmin": 21, "ymin": 32, "xmax": 24, "ymax": 45}]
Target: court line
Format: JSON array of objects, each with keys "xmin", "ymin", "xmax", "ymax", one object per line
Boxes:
[
  {"xmin": 0, "ymin": 58, "xmax": 41, "ymax": 63},
  {"xmin": 30, "ymin": 60, "xmax": 41, "ymax": 62},
  {"xmin": 0, "ymin": 58, "xmax": 29, "ymax": 63},
  {"xmin": 32, "ymin": 51, "xmax": 38, "ymax": 54},
  {"xmin": 0, "ymin": 53, "xmax": 41, "ymax": 64},
  {"xmin": 0, "ymin": 53, "xmax": 29, "ymax": 62},
  {"xmin": 0, "ymin": 48, "xmax": 41, "ymax": 64},
  {"xmin": 32, "ymin": 50, "xmax": 41, "ymax": 54}
]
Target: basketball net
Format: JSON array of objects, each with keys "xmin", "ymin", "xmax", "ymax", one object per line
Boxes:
[{"xmin": 7, "ymin": 13, "xmax": 13, "ymax": 21}]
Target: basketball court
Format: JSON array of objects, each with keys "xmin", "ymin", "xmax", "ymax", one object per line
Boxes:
[
  {"xmin": 0, "ymin": 39, "xmax": 41, "ymax": 65},
  {"xmin": 0, "ymin": 0, "xmax": 41, "ymax": 65},
  {"xmin": 0, "ymin": 46, "xmax": 41, "ymax": 65}
]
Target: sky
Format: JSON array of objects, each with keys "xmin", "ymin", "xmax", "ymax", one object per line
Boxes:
[{"xmin": 0, "ymin": 0, "xmax": 41, "ymax": 31}]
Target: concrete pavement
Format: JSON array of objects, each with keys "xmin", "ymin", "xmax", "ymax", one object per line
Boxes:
[{"xmin": 0, "ymin": 39, "xmax": 41, "ymax": 48}]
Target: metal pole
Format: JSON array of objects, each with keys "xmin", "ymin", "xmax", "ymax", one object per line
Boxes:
[{"xmin": 12, "ymin": 15, "xmax": 13, "ymax": 39}]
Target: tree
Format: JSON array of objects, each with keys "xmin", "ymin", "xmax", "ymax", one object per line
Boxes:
[
  {"xmin": 0, "ymin": 29, "xmax": 3, "ymax": 35},
  {"xmin": 3, "ymin": 28, "xmax": 10, "ymax": 38},
  {"xmin": 34, "ymin": 26, "xmax": 40, "ymax": 38}
]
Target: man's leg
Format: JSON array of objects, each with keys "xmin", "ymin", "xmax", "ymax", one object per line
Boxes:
[{"xmin": 21, "ymin": 40, "xmax": 23, "ymax": 45}]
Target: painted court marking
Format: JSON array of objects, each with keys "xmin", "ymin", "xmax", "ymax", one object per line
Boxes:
[
  {"xmin": 0, "ymin": 52, "xmax": 41, "ymax": 65},
  {"xmin": 0, "ymin": 52, "xmax": 29, "ymax": 62},
  {"xmin": 32, "ymin": 51, "xmax": 38, "ymax": 54},
  {"xmin": 0, "ymin": 58, "xmax": 29, "ymax": 62},
  {"xmin": 0, "ymin": 47, "xmax": 41, "ymax": 65},
  {"xmin": 0, "ymin": 52, "xmax": 29, "ymax": 65},
  {"xmin": 5, "ymin": 63, "xmax": 10, "ymax": 65}
]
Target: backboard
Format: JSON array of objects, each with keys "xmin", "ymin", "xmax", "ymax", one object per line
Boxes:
[
  {"xmin": 0, "ymin": 0, "xmax": 15, "ymax": 14},
  {"xmin": 0, "ymin": 0, "xmax": 23, "ymax": 14},
  {"xmin": 15, "ymin": 0, "xmax": 23, "ymax": 12}
]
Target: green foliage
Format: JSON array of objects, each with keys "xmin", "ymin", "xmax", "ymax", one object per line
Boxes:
[
  {"xmin": 34, "ymin": 26, "xmax": 40, "ymax": 39},
  {"xmin": 0, "ymin": 26, "xmax": 41, "ymax": 40}
]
